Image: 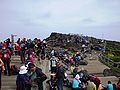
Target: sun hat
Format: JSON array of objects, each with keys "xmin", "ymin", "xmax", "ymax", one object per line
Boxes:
[{"xmin": 19, "ymin": 65, "xmax": 28, "ymax": 74}]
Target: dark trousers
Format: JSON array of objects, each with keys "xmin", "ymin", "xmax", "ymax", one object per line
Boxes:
[
  {"xmin": 57, "ymin": 79, "xmax": 63, "ymax": 90},
  {"xmin": 38, "ymin": 83, "xmax": 43, "ymax": 90},
  {"xmin": 3, "ymin": 59, "xmax": 11, "ymax": 76},
  {"xmin": 0, "ymin": 69, "xmax": 1, "ymax": 88},
  {"xmin": 20, "ymin": 51, "xmax": 25, "ymax": 63},
  {"xmin": 51, "ymin": 67, "xmax": 56, "ymax": 73}
]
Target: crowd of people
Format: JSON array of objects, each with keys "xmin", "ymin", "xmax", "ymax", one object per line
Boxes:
[
  {"xmin": 0, "ymin": 38, "xmax": 48, "ymax": 90},
  {"xmin": 48, "ymin": 49, "xmax": 120, "ymax": 90},
  {"xmin": 0, "ymin": 37, "xmax": 120, "ymax": 90}
]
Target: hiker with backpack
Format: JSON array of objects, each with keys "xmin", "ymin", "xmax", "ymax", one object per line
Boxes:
[
  {"xmin": 16, "ymin": 65, "xmax": 31, "ymax": 90},
  {"xmin": 49, "ymin": 56, "xmax": 58, "ymax": 73},
  {"xmin": 71, "ymin": 74, "xmax": 81, "ymax": 90},
  {"xmin": 27, "ymin": 63, "xmax": 47, "ymax": 90},
  {"xmin": 2, "ymin": 47, "xmax": 12, "ymax": 76},
  {"xmin": 20, "ymin": 41, "xmax": 26, "ymax": 64},
  {"xmin": 75, "ymin": 52, "xmax": 81, "ymax": 67},
  {"xmin": 40, "ymin": 46, "xmax": 46, "ymax": 60},
  {"xmin": 46, "ymin": 73, "xmax": 57, "ymax": 90},
  {"xmin": 25, "ymin": 46, "xmax": 35, "ymax": 63},
  {"xmin": 56, "ymin": 63, "xmax": 65, "ymax": 90}
]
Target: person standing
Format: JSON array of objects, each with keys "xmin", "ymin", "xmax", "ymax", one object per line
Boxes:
[
  {"xmin": 2, "ymin": 47, "xmax": 11, "ymax": 76},
  {"xmin": 117, "ymin": 79, "xmax": 120, "ymax": 90},
  {"xmin": 56, "ymin": 63, "xmax": 65, "ymax": 90},
  {"xmin": 49, "ymin": 56, "xmax": 58, "ymax": 73},
  {"xmin": 20, "ymin": 41, "xmax": 26, "ymax": 64},
  {"xmin": 0, "ymin": 57, "xmax": 5, "ymax": 89},
  {"xmin": 27, "ymin": 63, "xmax": 47, "ymax": 90},
  {"xmin": 86, "ymin": 77, "xmax": 96, "ymax": 90},
  {"xmin": 107, "ymin": 81, "xmax": 113, "ymax": 90},
  {"xmin": 16, "ymin": 65, "xmax": 31, "ymax": 90}
]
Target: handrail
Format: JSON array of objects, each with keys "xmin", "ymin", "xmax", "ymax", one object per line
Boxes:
[{"xmin": 98, "ymin": 55, "xmax": 120, "ymax": 73}]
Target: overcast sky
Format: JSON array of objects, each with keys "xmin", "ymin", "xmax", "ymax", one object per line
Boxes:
[{"xmin": 0, "ymin": 0, "xmax": 120, "ymax": 41}]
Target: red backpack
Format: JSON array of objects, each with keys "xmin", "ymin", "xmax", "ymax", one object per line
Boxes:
[{"xmin": 3, "ymin": 49, "xmax": 10, "ymax": 59}]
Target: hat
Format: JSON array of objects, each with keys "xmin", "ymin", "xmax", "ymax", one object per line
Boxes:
[
  {"xmin": 19, "ymin": 65, "xmax": 28, "ymax": 74},
  {"xmin": 75, "ymin": 74, "xmax": 80, "ymax": 80}
]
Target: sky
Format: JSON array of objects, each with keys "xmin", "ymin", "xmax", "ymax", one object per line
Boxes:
[{"xmin": 0, "ymin": 0, "xmax": 120, "ymax": 41}]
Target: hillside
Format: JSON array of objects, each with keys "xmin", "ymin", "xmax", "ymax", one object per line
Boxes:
[
  {"xmin": 46, "ymin": 32, "xmax": 119, "ymax": 48},
  {"xmin": 45, "ymin": 32, "xmax": 120, "ymax": 61}
]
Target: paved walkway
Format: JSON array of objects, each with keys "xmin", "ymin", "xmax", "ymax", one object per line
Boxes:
[
  {"xmin": 1, "ymin": 51, "xmax": 119, "ymax": 90},
  {"xmin": 1, "ymin": 56, "xmax": 21, "ymax": 90},
  {"xmin": 63, "ymin": 52, "xmax": 118, "ymax": 86}
]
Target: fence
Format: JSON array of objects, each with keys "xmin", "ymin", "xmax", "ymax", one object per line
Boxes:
[{"xmin": 98, "ymin": 54, "xmax": 120, "ymax": 74}]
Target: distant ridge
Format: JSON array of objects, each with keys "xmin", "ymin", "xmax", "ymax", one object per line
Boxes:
[{"xmin": 45, "ymin": 32, "xmax": 120, "ymax": 51}]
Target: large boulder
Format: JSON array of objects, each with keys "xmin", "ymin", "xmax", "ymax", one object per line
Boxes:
[{"xmin": 103, "ymin": 69, "xmax": 114, "ymax": 76}]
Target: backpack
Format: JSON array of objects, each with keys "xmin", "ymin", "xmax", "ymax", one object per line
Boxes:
[
  {"xmin": 11, "ymin": 65, "xmax": 19, "ymax": 75},
  {"xmin": 75, "ymin": 56, "xmax": 81, "ymax": 61},
  {"xmin": 3, "ymin": 49, "xmax": 10, "ymax": 59},
  {"xmin": 35, "ymin": 68, "xmax": 47, "ymax": 83},
  {"xmin": 51, "ymin": 59, "xmax": 57, "ymax": 66}
]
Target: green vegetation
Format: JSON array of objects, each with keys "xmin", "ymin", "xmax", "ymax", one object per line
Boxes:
[{"xmin": 107, "ymin": 55, "xmax": 120, "ymax": 62}]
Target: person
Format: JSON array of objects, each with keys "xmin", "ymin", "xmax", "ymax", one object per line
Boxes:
[
  {"xmin": 46, "ymin": 73, "xmax": 57, "ymax": 90},
  {"xmin": 107, "ymin": 81, "xmax": 113, "ymax": 90},
  {"xmin": 27, "ymin": 63, "xmax": 47, "ymax": 90},
  {"xmin": 49, "ymin": 56, "xmax": 58, "ymax": 73},
  {"xmin": 94, "ymin": 77, "xmax": 101, "ymax": 90},
  {"xmin": 25, "ymin": 47, "xmax": 35, "ymax": 62},
  {"xmin": 16, "ymin": 65, "xmax": 31, "ymax": 90},
  {"xmin": 97, "ymin": 83, "xmax": 103, "ymax": 90},
  {"xmin": 63, "ymin": 71, "xmax": 70, "ymax": 87},
  {"xmin": 117, "ymin": 79, "xmax": 120, "ymax": 90},
  {"xmin": 112, "ymin": 83, "xmax": 117, "ymax": 90},
  {"xmin": 40, "ymin": 46, "xmax": 46, "ymax": 60},
  {"xmin": 2, "ymin": 47, "xmax": 11, "ymax": 76},
  {"xmin": 86, "ymin": 77, "xmax": 96, "ymax": 90},
  {"xmin": 51, "ymin": 49, "xmax": 55, "ymax": 57},
  {"xmin": 70, "ymin": 64, "xmax": 75, "ymax": 75},
  {"xmin": 0, "ymin": 42, "xmax": 2, "ymax": 49},
  {"xmin": 0, "ymin": 58, "xmax": 5, "ymax": 89},
  {"xmin": 20, "ymin": 41, "xmax": 26, "ymax": 64},
  {"xmin": 56, "ymin": 63, "xmax": 65, "ymax": 90},
  {"xmin": 73, "ymin": 67, "xmax": 79, "ymax": 78},
  {"xmin": 71, "ymin": 74, "xmax": 81, "ymax": 90}
]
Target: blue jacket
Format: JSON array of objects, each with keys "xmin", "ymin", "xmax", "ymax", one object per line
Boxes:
[{"xmin": 72, "ymin": 79, "xmax": 80, "ymax": 88}]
